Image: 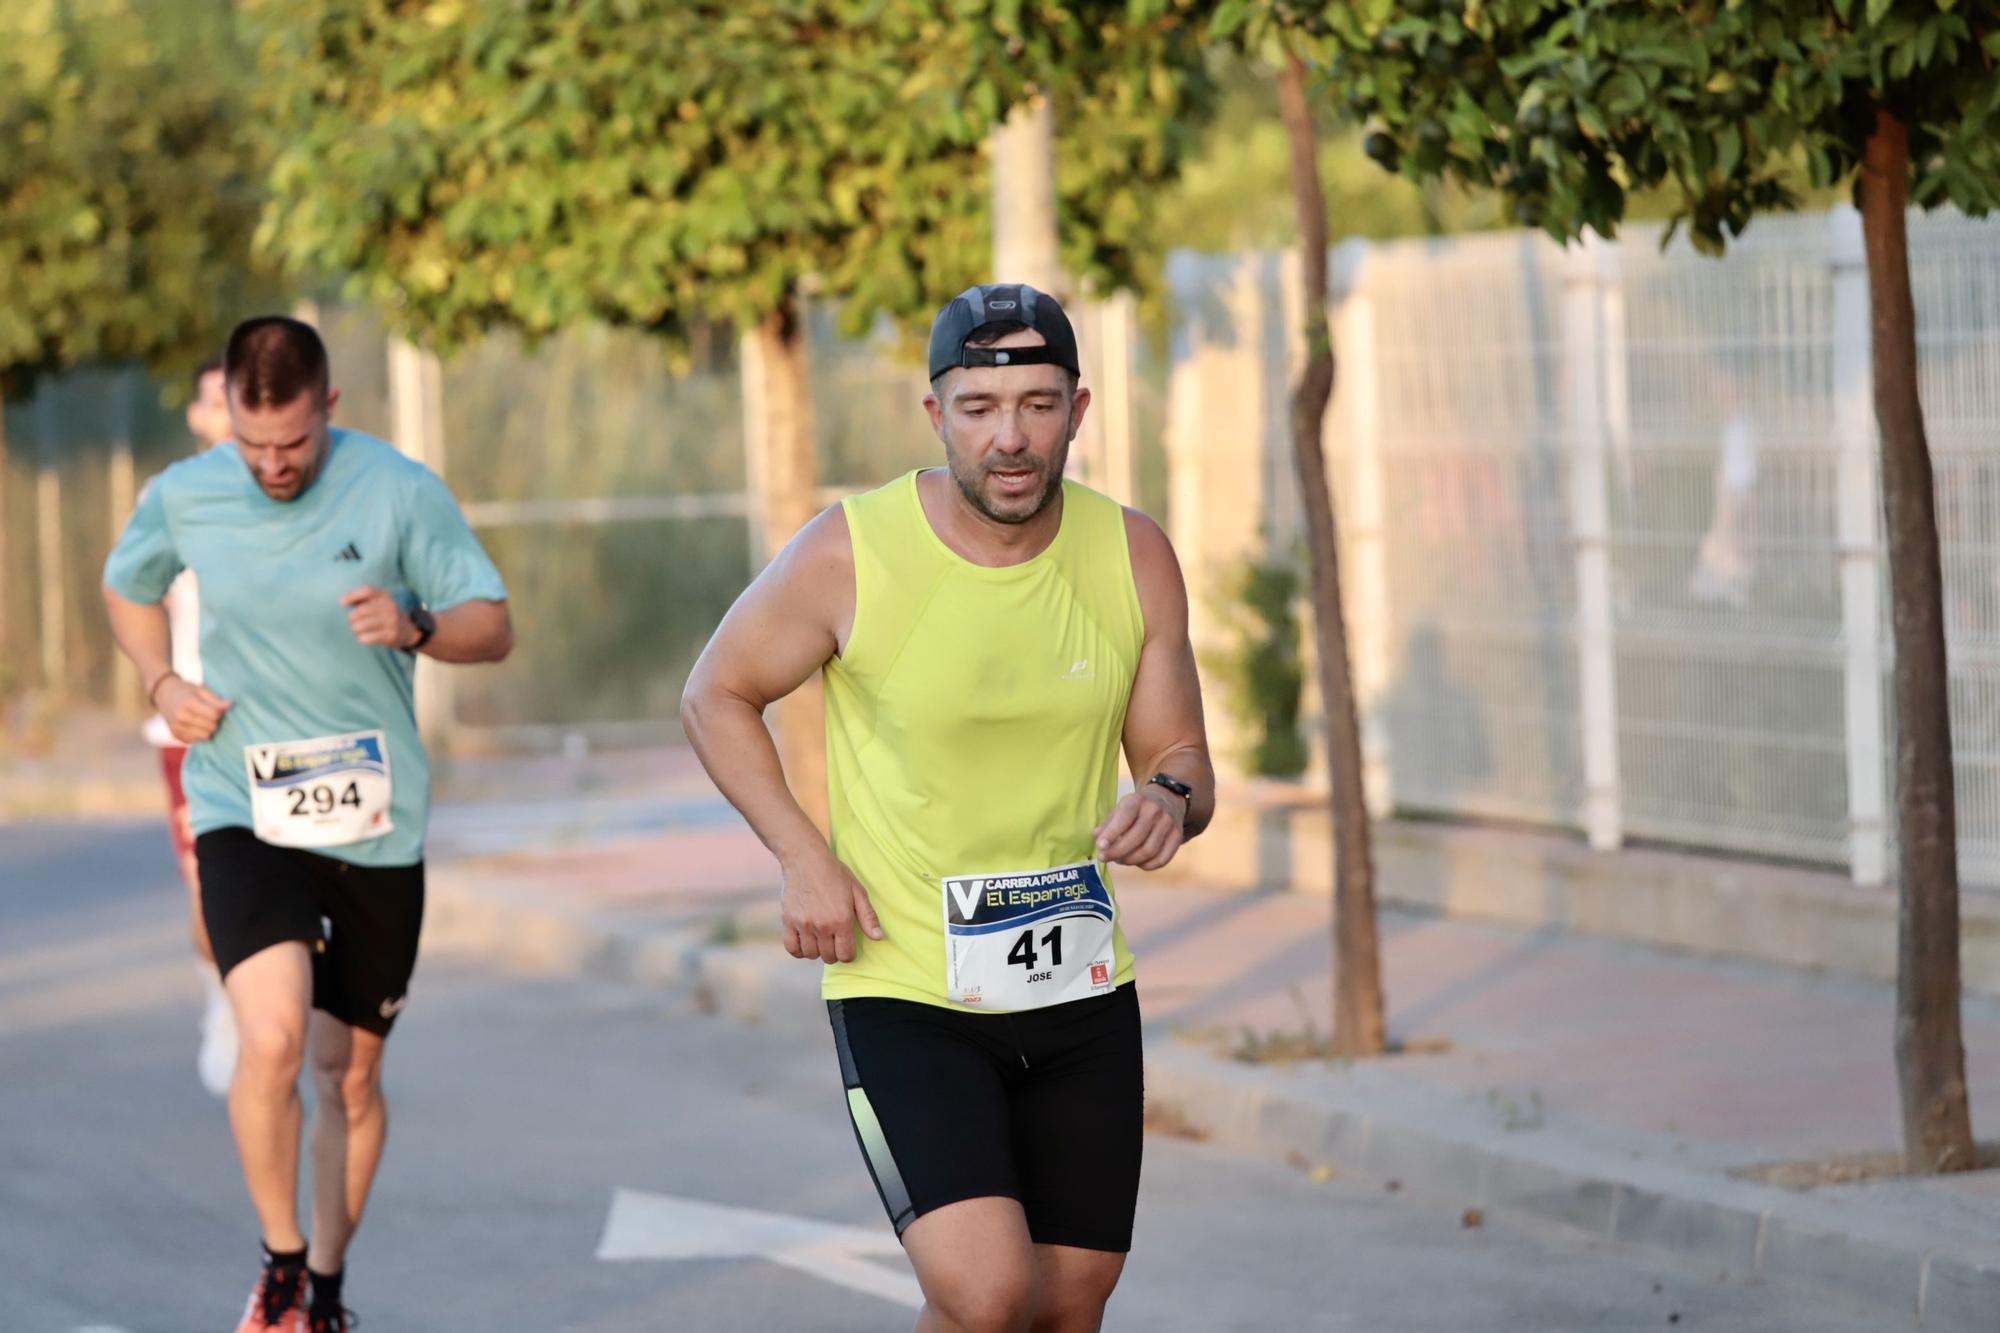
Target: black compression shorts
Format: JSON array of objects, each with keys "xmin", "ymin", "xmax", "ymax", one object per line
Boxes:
[
  {"xmin": 196, "ymin": 826, "xmax": 425, "ymax": 1036},
  {"xmin": 828, "ymin": 983, "xmax": 1144, "ymax": 1253}
]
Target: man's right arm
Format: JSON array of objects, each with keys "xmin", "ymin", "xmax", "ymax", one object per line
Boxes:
[
  {"xmin": 102, "ymin": 476, "xmax": 232, "ymax": 742},
  {"xmin": 680, "ymin": 505, "xmax": 880, "ymax": 964},
  {"xmin": 103, "ymin": 584, "xmax": 174, "ymax": 704}
]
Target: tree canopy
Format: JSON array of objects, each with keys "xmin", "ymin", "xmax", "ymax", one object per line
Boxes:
[
  {"xmin": 0, "ymin": 0, "xmax": 265, "ymax": 397},
  {"xmin": 1243, "ymin": 0, "xmax": 2000, "ymax": 251},
  {"xmin": 248, "ymin": 0, "xmax": 1213, "ymax": 349}
]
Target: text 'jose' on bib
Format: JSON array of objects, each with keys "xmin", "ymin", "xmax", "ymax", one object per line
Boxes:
[
  {"xmin": 245, "ymin": 729, "xmax": 394, "ymax": 849},
  {"xmin": 943, "ymin": 859, "xmax": 1117, "ymax": 1010}
]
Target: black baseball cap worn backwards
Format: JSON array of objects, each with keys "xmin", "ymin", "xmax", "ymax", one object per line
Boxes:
[{"xmin": 928, "ymin": 283, "xmax": 1081, "ymax": 382}]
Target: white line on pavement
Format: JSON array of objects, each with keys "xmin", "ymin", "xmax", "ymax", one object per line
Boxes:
[{"xmin": 596, "ymin": 1187, "xmax": 921, "ymax": 1309}]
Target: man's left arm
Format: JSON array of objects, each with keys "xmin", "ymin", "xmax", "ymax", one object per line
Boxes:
[
  {"xmin": 345, "ymin": 468, "xmax": 512, "ymax": 663},
  {"xmin": 1093, "ymin": 510, "xmax": 1214, "ymax": 870},
  {"xmin": 342, "ymin": 587, "xmax": 512, "ymax": 663}
]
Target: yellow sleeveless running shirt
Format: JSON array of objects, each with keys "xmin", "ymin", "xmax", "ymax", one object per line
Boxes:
[{"xmin": 821, "ymin": 469, "xmax": 1144, "ymax": 1010}]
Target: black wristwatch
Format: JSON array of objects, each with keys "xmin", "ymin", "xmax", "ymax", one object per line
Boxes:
[
  {"xmin": 406, "ymin": 606, "xmax": 437, "ymax": 653},
  {"xmin": 1146, "ymin": 772, "xmax": 1195, "ymax": 825}
]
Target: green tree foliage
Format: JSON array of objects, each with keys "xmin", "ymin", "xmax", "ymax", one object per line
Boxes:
[
  {"xmin": 1165, "ymin": 54, "xmax": 1507, "ymax": 252},
  {"xmin": 1161, "ymin": 42, "xmax": 1831, "ymax": 260},
  {"xmin": 247, "ymin": 0, "xmax": 1214, "ymax": 349},
  {"xmin": 0, "ymin": 0, "xmax": 265, "ymax": 396},
  {"xmin": 0, "ymin": 0, "xmax": 264, "ymax": 701},
  {"xmin": 1268, "ymin": 0, "xmax": 2000, "ymax": 252}
]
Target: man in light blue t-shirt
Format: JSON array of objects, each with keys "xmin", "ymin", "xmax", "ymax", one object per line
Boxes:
[{"xmin": 104, "ymin": 316, "xmax": 512, "ymax": 1333}]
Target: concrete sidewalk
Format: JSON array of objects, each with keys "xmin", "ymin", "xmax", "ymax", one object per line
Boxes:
[{"xmin": 419, "ymin": 796, "xmax": 2000, "ymax": 1331}]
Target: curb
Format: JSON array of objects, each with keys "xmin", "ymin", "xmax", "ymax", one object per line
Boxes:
[
  {"xmin": 1140, "ymin": 1049, "xmax": 2000, "ymax": 1333},
  {"xmin": 423, "ymin": 877, "xmax": 2000, "ymax": 1332},
  {"xmin": 424, "ymin": 870, "xmax": 712, "ymax": 993},
  {"xmin": 424, "ymin": 873, "xmax": 823, "ymax": 1027}
]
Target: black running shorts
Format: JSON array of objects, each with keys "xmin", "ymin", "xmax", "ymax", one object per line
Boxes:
[
  {"xmin": 195, "ymin": 826, "xmax": 425, "ymax": 1037},
  {"xmin": 828, "ymin": 983, "xmax": 1144, "ymax": 1253}
]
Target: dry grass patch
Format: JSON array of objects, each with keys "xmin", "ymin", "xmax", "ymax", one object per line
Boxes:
[{"xmin": 1730, "ymin": 1141, "xmax": 2000, "ymax": 1189}]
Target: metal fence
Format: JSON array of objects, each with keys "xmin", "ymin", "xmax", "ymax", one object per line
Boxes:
[
  {"xmin": 1166, "ymin": 205, "xmax": 2000, "ymax": 888},
  {"xmin": 0, "ymin": 364, "xmax": 177, "ymax": 712},
  {"xmin": 1, "ymin": 297, "xmax": 1169, "ymax": 750}
]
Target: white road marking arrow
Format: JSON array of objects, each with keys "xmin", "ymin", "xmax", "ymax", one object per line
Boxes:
[{"xmin": 595, "ymin": 1188, "xmax": 923, "ymax": 1309}]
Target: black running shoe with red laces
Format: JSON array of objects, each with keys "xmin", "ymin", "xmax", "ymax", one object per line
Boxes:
[{"xmin": 234, "ymin": 1263, "xmax": 306, "ymax": 1333}]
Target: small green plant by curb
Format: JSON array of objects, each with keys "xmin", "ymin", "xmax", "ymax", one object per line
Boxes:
[
  {"xmin": 1230, "ymin": 1025, "xmax": 1335, "ymax": 1065},
  {"xmin": 1486, "ymin": 1087, "xmax": 1547, "ymax": 1133},
  {"xmin": 1205, "ymin": 552, "xmax": 1309, "ymax": 779}
]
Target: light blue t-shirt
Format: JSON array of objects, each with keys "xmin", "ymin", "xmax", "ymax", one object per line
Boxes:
[{"xmin": 104, "ymin": 428, "xmax": 507, "ymax": 867}]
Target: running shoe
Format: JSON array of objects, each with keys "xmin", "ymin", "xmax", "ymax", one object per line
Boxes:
[
  {"xmin": 234, "ymin": 1263, "xmax": 306, "ymax": 1333},
  {"xmin": 198, "ymin": 965, "xmax": 238, "ymax": 1097}
]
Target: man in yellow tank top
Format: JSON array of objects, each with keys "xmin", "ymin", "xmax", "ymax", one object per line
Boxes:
[{"xmin": 684, "ymin": 282, "xmax": 1214, "ymax": 1333}]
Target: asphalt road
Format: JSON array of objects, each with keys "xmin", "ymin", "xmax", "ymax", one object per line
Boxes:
[{"xmin": 1, "ymin": 819, "xmax": 1886, "ymax": 1331}]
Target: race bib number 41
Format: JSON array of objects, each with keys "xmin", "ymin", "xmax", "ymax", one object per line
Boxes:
[
  {"xmin": 245, "ymin": 730, "xmax": 394, "ymax": 849},
  {"xmin": 943, "ymin": 859, "xmax": 1117, "ymax": 1010}
]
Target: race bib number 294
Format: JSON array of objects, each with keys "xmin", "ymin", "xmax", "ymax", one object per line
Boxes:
[
  {"xmin": 245, "ymin": 729, "xmax": 394, "ymax": 849},
  {"xmin": 943, "ymin": 859, "xmax": 1117, "ymax": 1011}
]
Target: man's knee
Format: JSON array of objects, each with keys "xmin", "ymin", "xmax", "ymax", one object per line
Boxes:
[
  {"xmin": 924, "ymin": 1257, "xmax": 1039, "ymax": 1333},
  {"xmin": 236, "ymin": 1018, "xmax": 306, "ymax": 1081},
  {"xmin": 1029, "ymin": 1252, "xmax": 1124, "ymax": 1333},
  {"xmin": 1030, "ymin": 1283, "xmax": 1116, "ymax": 1332},
  {"xmin": 312, "ymin": 1050, "xmax": 383, "ymax": 1113}
]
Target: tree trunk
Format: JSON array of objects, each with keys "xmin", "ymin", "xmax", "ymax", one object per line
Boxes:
[
  {"xmin": 1278, "ymin": 53, "xmax": 1385, "ymax": 1057},
  {"xmin": 387, "ymin": 338, "xmax": 454, "ymax": 748},
  {"xmin": 108, "ymin": 370, "xmax": 139, "ymax": 713},
  {"xmin": 989, "ymin": 95, "xmax": 1065, "ymax": 297},
  {"xmin": 1860, "ymin": 106, "xmax": 1977, "ymax": 1174},
  {"xmin": 740, "ymin": 294, "xmax": 828, "ymax": 835},
  {"xmin": 35, "ymin": 392, "xmax": 65, "ymax": 698}
]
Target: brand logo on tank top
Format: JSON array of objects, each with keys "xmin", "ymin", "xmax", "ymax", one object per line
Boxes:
[
  {"xmin": 334, "ymin": 542, "xmax": 362, "ymax": 562},
  {"xmin": 1060, "ymin": 658, "xmax": 1094, "ymax": 681}
]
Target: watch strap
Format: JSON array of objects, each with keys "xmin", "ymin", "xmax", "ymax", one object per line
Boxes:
[
  {"xmin": 1146, "ymin": 772, "xmax": 1195, "ymax": 821},
  {"xmin": 408, "ymin": 606, "xmax": 437, "ymax": 652}
]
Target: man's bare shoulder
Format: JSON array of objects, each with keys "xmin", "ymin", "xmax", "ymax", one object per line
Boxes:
[
  {"xmin": 1120, "ymin": 505, "xmax": 1175, "ymax": 568},
  {"xmin": 762, "ymin": 503, "xmax": 857, "ymax": 643},
  {"xmin": 783, "ymin": 502, "xmax": 854, "ymax": 576},
  {"xmin": 1121, "ymin": 506, "xmax": 1187, "ymax": 638}
]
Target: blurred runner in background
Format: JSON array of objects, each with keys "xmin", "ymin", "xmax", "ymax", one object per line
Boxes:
[{"xmin": 140, "ymin": 354, "xmax": 237, "ymax": 1096}]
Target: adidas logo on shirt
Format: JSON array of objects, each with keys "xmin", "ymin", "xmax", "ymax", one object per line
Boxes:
[{"xmin": 334, "ymin": 543, "xmax": 362, "ymax": 562}]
